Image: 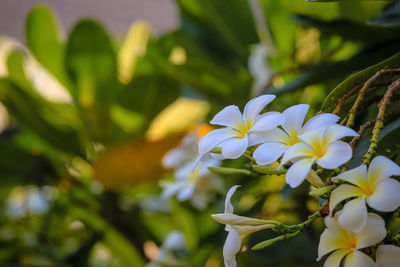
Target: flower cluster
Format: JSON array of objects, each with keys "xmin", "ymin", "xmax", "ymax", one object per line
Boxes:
[
  {"xmin": 199, "ymin": 94, "xmax": 357, "ymax": 188},
  {"xmin": 161, "ymin": 128, "xmax": 224, "ymax": 209},
  {"xmin": 195, "ymin": 95, "xmax": 400, "ymax": 267}
]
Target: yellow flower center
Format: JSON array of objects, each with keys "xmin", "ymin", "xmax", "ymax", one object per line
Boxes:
[
  {"xmin": 286, "ymin": 133, "xmax": 301, "ymax": 146},
  {"xmin": 310, "ymin": 142, "xmax": 326, "ymax": 159},
  {"xmin": 235, "ymin": 119, "xmax": 253, "ymax": 139},
  {"xmin": 362, "ymin": 181, "xmax": 375, "ymax": 197}
]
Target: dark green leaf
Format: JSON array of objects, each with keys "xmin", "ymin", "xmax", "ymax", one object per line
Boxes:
[
  {"xmin": 291, "ymin": 14, "xmax": 399, "ymax": 44},
  {"xmin": 266, "ymin": 40, "xmax": 400, "ymax": 96},
  {"xmin": 321, "ymin": 51, "xmax": 400, "ymax": 112},
  {"xmin": 369, "ymin": 2, "xmax": 400, "ymax": 28}
]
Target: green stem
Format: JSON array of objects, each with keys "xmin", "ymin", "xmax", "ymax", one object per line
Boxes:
[{"xmin": 362, "ymin": 78, "xmax": 400, "ymax": 165}]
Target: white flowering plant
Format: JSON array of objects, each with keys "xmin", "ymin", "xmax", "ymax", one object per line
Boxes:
[{"xmin": 193, "ymin": 83, "xmax": 400, "ymax": 266}]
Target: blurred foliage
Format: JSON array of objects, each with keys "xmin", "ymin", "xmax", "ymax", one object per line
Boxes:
[{"xmin": 0, "ymin": 1, "xmax": 399, "ymax": 267}]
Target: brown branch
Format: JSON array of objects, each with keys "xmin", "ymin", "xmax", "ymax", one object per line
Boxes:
[
  {"xmin": 346, "ymin": 68, "xmax": 400, "ymax": 128},
  {"xmin": 362, "ymin": 78, "xmax": 400, "ymax": 165}
]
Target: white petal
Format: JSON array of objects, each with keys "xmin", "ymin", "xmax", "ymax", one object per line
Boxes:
[
  {"xmin": 318, "ymin": 216, "xmax": 350, "ymax": 261},
  {"xmin": 344, "ymin": 250, "xmax": 376, "ymax": 267},
  {"xmin": 329, "ymin": 184, "xmax": 364, "ymax": 213},
  {"xmin": 243, "ymin": 94, "xmax": 275, "ymax": 121},
  {"xmin": 210, "ymin": 105, "xmax": 243, "ymax": 128},
  {"xmin": 356, "ymin": 213, "xmax": 386, "ymax": 249},
  {"xmin": 317, "ymin": 141, "xmax": 352, "ymax": 169},
  {"xmin": 367, "ymin": 178, "xmax": 400, "ymax": 212},
  {"xmin": 162, "ymin": 182, "xmax": 185, "ymax": 198},
  {"xmin": 253, "ymin": 142, "xmax": 287, "ymax": 165},
  {"xmin": 280, "ymin": 143, "xmax": 314, "ymax": 166},
  {"xmin": 322, "ymin": 249, "xmax": 351, "ymax": 267},
  {"xmin": 338, "ymin": 197, "xmax": 368, "ymax": 233},
  {"xmin": 298, "ymin": 127, "xmax": 325, "ymax": 146},
  {"xmin": 223, "ymin": 226, "xmax": 241, "ymax": 262},
  {"xmin": 285, "ymin": 157, "xmax": 314, "ymax": 188},
  {"xmin": 177, "ymin": 184, "xmax": 196, "ymax": 201},
  {"xmin": 247, "ymin": 128, "xmax": 289, "ymax": 146},
  {"xmin": 250, "ymin": 111, "xmax": 284, "ymax": 132},
  {"xmin": 224, "ymin": 257, "xmax": 237, "ymax": 267},
  {"xmin": 376, "ymin": 245, "xmax": 400, "ymax": 267},
  {"xmin": 221, "ymin": 136, "xmax": 248, "ymax": 159},
  {"xmin": 332, "ymin": 165, "xmax": 368, "ymax": 190},
  {"xmin": 162, "ymin": 149, "xmax": 185, "ymax": 169},
  {"xmin": 323, "ymin": 124, "xmax": 358, "ymax": 144},
  {"xmin": 225, "ymin": 185, "xmax": 241, "ymax": 214},
  {"xmin": 281, "ymin": 104, "xmax": 309, "ymax": 135},
  {"xmin": 302, "ymin": 113, "xmax": 339, "ymax": 133},
  {"xmin": 198, "ymin": 128, "xmax": 237, "ymax": 154},
  {"xmin": 368, "ymin": 155, "xmax": 400, "ymax": 183}
]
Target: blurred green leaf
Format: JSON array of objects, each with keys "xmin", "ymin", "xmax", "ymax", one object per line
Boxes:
[
  {"xmin": 267, "ymin": 41, "xmax": 400, "ymax": 96},
  {"xmin": 26, "ymin": 5, "xmax": 72, "ymax": 90},
  {"xmin": 291, "ymin": 14, "xmax": 399, "ymax": 44},
  {"xmin": 368, "ymin": 2, "xmax": 400, "ymax": 28},
  {"xmin": 66, "ymin": 19, "xmax": 121, "ymax": 143},
  {"xmin": 321, "ymin": 51, "xmax": 400, "ymax": 113},
  {"xmin": 177, "ymin": 0, "xmax": 259, "ymax": 65},
  {"xmin": 0, "ymin": 79, "xmax": 84, "ymax": 156},
  {"xmin": 69, "ymin": 205, "xmax": 145, "ymax": 266},
  {"xmin": 66, "ymin": 19, "xmax": 119, "ymax": 104},
  {"xmin": 117, "ymin": 75, "xmax": 180, "ymax": 125}
]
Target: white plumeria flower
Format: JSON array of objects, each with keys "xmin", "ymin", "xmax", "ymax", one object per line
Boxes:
[
  {"xmin": 162, "ymin": 134, "xmax": 197, "ymax": 169},
  {"xmin": 212, "ymin": 185, "xmax": 277, "ymax": 267},
  {"xmin": 280, "ymin": 124, "xmax": 358, "ymax": 188},
  {"xmin": 318, "ymin": 211, "xmax": 386, "ymax": 267},
  {"xmin": 376, "ymin": 245, "xmax": 400, "ymax": 267},
  {"xmin": 147, "ymin": 231, "xmax": 187, "ymax": 267},
  {"xmin": 330, "ymin": 156, "xmax": 400, "ymax": 233},
  {"xmin": 198, "ymin": 95, "xmax": 284, "ymax": 159},
  {"xmin": 253, "ymin": 104, "xmax": 339, "ymax": 165},
  {"xmin": 161, "ymin": 156, "xmax": 223, "ymax": 209}
]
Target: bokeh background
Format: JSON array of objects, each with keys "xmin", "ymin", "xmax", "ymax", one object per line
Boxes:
[{"xmin": 0, "ymin": 1, "xmax": 399, "ymax": 267}]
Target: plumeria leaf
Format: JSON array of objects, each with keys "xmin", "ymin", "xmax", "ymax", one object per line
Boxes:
[
  {"xmin": 321, "ymin": 51, "xmax": 400, "ymax": 113},
  {"xmin": 291, "ymin": 14, "xmax": 398, "ymax": 44},
  {"xmin": 368, "ymin": 2, "xmax": 400, "ymax": 28}
]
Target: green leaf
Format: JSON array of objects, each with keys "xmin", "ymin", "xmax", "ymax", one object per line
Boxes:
[
  {"xmin": 0, "ymin": 79, "xmax": 84, "ymax": 156},
  {"xmin": 176, "ymin": 0, "xmax": 259, "ymax": 64},
  {"xmin": 69, "ymin": 205, "xmax": 145, "ymax": 266},
  {"xmin": 377, "ymin": 117, "xmax": 400, "ymax": 160},
  {"xmin": 369, "ymin": 2, "xmax": 400, "ymax": 28},
  {"xmin": 117, "ymin": 75, "xmax": 180, "ymax": 124},
  {"xmin": 66, "ymin": 19, "xmax": 119, "ymax": 104},
  {"xmin": 321, "ymin": 51, "xmax": 400, "ymax": 113},
  {"xmin": 26, "ymin": 5, "xmax": 71, "ymax": 89},
  {"xmin": 268, "ymin": 40, "xmax": 400, "ymax": 96},
  {"xmin": 291, "ymin": 14, "xmax": 399, "ymax": 44},
  {"xmin": 66, "ymin": 19, "xmax": 121, "ymax": 143}
]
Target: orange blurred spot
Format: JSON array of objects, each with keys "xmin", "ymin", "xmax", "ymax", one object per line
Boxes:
[{"xmin": 93, "ymin": 134, "xmax": 183, "ymax": 191}]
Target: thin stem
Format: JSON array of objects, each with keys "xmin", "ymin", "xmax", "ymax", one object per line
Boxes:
[
  {"xmin": 362, "ymin": 78, "xmax": 400, "ymax": 165},
  {"xmin": 333, "ymin": 84, "xmax": 361, "ymax": 115},
  {"xmin": 346, "ymin": 69, "xmax": 400, "ymax": 128}
]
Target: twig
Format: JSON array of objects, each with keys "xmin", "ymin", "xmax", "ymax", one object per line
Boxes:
[
  {"xmin": 362, "ymin": 78, "xmax": 400, "ymax": 165},
  {"xmin": 333, "ymin": 84, "xmax": 361, "ymax": 115},
  {"xmin": 346, "ymin": 69, "xmax": 400, "ymax": 128}
]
